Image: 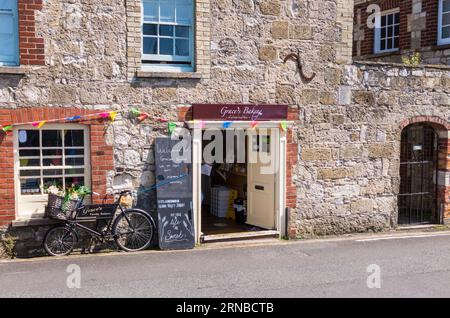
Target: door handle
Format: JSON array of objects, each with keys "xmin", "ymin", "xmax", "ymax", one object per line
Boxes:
[{"xmin": 255, "ymin": 185, "xmax": 264, "ymax": 191}]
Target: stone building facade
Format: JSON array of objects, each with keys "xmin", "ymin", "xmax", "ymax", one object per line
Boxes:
[
  {"xmin": 354, "ymin": 0, "xmax": 450, "ymax": 65},
  {"xmin": 0, "ymin": 0, "xmax": 449, "ymax": 251}
]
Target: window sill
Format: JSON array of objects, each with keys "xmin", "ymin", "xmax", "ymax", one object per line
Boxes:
[
  {"xmin": 11, "ymin": 217, "xmax": 58, "ymax": 228},
  {"xmin": 0, "ymin": 66, "xmax": 27, "ymax": 75},
  {"xmin": 136, "ymin": 70, "xmax": 202, "ymax": 79}
]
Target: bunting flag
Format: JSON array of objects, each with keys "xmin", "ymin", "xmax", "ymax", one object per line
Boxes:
[
  {"xmin": 66, "ymin": 115, "xmax": 81, "ymax": 121},
  {"xmin": 100, "ymin": 112, "xmax": 110, "ymax": 119},
  {"xmin": 223, "ymin": 121, "xmax": 232, "ymax": 129},
  {"xmin": 32, "ymin": 120, "xmax": 47, "ymax": 128},
  {"xmin": 280, "ymin": 121, "xmax": 288, "ymax": 131},
  {"xmin": 137, "ymin": 113, "xmax": 149, "ymax": 122},
  {"xmin": 168, "ymin": 122, "xmax": 177, "ymax": 134},
  {"xmin": 109, "ymin": 111, "xmax": 118, "ymax": 121},
  {"xmin": 199, "ymin": 120, "xmax": 205, "ymax": 129},
  {"xmin": 130, "ymin": 108, "xmax": 142, "ymax": 117},
  {"xmin": 250, "ymin": 120, "xmax": 258, "ymax": 129},
  {"xmin": 1, "ymin": 124, "xmax": 12, "ymax": 133}
]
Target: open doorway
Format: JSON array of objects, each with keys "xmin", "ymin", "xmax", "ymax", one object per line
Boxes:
[{"xmin": 200, "ymin": 128, "xmax": 278, "ymax": 237}]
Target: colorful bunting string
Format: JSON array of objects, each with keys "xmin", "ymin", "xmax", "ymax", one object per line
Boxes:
[
  {"xmin": 280, "ymin": 121, "xmax": 288, "ymax": 131},
  {"xmin": 223, "ymin": 121, "xmax": 232, "ymax": 129},
  {"xmin": 168, "ymin": 122, "xmax": 177, "ymax": 134},
  {"xmin": 66, "ymin": 115, "xmax": 81, "ymax": 121},
  {"xmin": 32, "ymin": 120, "xmax": 47, "ymax": 128},
  {"xmin": 250, "ymin": 120, "xmax": 258, "ymax": 129},
  {"xmin": 1, "ymin": 124, "xmax": 12, "ymax": 133}
]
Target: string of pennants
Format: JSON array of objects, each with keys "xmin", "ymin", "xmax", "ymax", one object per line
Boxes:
[{"xmin": 0, "ymin": 108, "xmax": 289, "ymax": 134}]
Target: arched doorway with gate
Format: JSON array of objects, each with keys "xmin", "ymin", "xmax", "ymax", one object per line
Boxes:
[
  {"xmin": 398, "ymin": 124, "xmax": 439, "ymax": 224},
  {"xmin": 398, "ymin": 117, "xmax": 450, "ymax": 226}
]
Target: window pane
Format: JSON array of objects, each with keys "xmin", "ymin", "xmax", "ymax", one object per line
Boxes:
[
  {"xmin": 387, "ymin": 14, "xmax": 393, "ymax": 25},
  {"xmin": 443, "ymin": 12, "xmax": 450, "ymax": 26},
  {"xmin": 387, "ymin": 26, "xmax": 393, "ymax": 37},
  {"xmin": 19, "ymin": 130, "xmax": 39, "ymax": 148},
  {"xmin": 160, "ymin": 0, "xmax": 175, "ymax": 22},
  {"xmin": 20, "ymin": 178, "xmax": 41, "ymax": 195},
  {"xmin": 42, "ymin": 130, "xmax": 62, "ymax": 147},
  {"xmin": 20, "ymin": 159, "xmax": 40, "ymax": 167},
  {"xmin": 43, "ymin": 158, "xmax": 62, "ymax": 166},
  {"xmin": 143, "ymin": 37, "xmax": 157, "ymax": 54},
  {"xmin": 159, "ymin": 38, "xmax": 173, "ymax": 55},
  {"xmin": 175, "ymin": 39, "xmax": 190, "ymax": 56},
  {"xmin": 175, "ymin": 26, "xmax": 189, "ymax": 37},
  {"xmin": 176, "ymin": 2, "xmax": 192, "ymax": 24},
  {"xmin": 394, "ymin": 24, "xmax": 400, "ymax": 36},
  {"xmin": 143, "ymin": 24, "xmax": 157, "ymax": 35},
  {"xmin": 380, "ymin": 27, "xmax": 386, "ymax": 39},
  {"xmin": 64, "ymin": 130, "xmax": 84, "ymax": 147},
  {"xmin": 19, "ymin": 149, "xmax": 39, "ymax": 157},
  {"xmin": 65, "ymin": 168, "xmax": 85, "ymax": 175},
  {"xmin": 381, "ymin": 15, "xmax": 387, "ymax": 27},
  {"xmin": 143, "ymin": 0, "xmax": 158, "ymax": 21},
  {"xmin": 43, "ymin": 178, "xmax": 63, "ymax": 189},
  {"xmin": 380, "ymin": 40, "xmax": 386, "ymax": 50},
  {"xmin": 443, "ymin": 26, "xmax": 450, "ymax": 39},
  {"xmin": 65, "ymin": 177, "xmax": 85, "ymax": 187},
  {"xmin": 65, "ymin": 157, "xmax": 84, "ymax": 166},
  {"xmin": 43, "ymin": 169, "xmax": 63, "ymax": 176},
  {"xmin": 0, "ymin": 13, "xmax": 14, "ymax": 60},
  {"xmin": 20, "ymin": 170, "xmax": 40, "ymax": 177},
  {"xmin": 42, "ymin": 149, "xmax": 63, "ymax": 156},
  {"xmin": 394, "ymin": 13, "xmax": 400, "ymax": 24},
  {"xmin": 444, "ymin": 0, "xmax": 450, "ymax": 12},
  {"xmin": 160, "ymin": 25, "xmax": 174, "ymax": 36},
  {"xmin": 394, "ymin": 37, "xmax": 399, "ymax": 48},
  {"xmin": 65, "ymin": 149, "xmax": 84, "ymax": 156}
]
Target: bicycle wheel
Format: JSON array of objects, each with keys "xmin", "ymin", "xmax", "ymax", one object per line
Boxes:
[
  {"xmin": 112, "ymin": 210, "xmax": 154, "ymax": 252},
  {"xmin": 43, "ymin": 225, "xmax": 77, "ymax": 256}
]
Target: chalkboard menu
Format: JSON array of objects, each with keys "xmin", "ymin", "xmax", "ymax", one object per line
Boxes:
[{"xmin": 155, "ymin": 138, "xmax": 195, "ymax": 250}]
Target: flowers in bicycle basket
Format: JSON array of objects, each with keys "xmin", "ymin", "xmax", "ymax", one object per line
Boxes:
[{"xmin": 44, "ymin": 183, "xmax": 91, "ymax": 209}]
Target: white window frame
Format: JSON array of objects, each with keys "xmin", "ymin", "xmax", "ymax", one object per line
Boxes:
[
  {"xmin": 141, "ymin": 0, "xmax": 195, "ymax": 72},
  {"xmin": 0, "ymin": 0, "xmax": 19, "ymax": 66},
  {"xmin": 13, "ymin": 124, "xmax": 91, "ymax": 219},
  {"xmin": 438, "ymin": 0, "xmax": 450, "ymax": 45},
  {"xmin": 374, "ymin": 8, "xmax": 400, "ymax": 54}
]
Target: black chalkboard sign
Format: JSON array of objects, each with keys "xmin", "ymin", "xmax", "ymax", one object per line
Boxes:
[{"xmin": 155, "ymin": 137, "xmax": 195, "ymax": 250}]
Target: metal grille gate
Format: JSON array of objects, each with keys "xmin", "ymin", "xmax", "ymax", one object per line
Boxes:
[{"xmin": 398, "ymin": 124, "xmax": 439, "ymax": 225}]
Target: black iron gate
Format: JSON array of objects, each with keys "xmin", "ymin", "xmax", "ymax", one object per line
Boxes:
[{"xmin": 398, "ymin": 124, "xmax": 439, "ymax": 225}]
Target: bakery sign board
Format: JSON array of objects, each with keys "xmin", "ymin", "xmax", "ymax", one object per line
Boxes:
[{"xmin": 192, "ymin": 104, "xmax": 288, "ymax": 121}]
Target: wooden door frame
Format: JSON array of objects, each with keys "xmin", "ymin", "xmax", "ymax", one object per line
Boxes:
[{"xmin": 187, "ymin": 121, "xmax": 290, "ymax": 244}]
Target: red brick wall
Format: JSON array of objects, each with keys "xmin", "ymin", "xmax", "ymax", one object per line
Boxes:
[
  {"xmin": 18, "ymin": 0, "xmax": 45, "ymax": 65},
  {"xmin": 422, "ymin": 0, "xmax": 439, "ymax": 48},
  {"xmin": 354, "ymin": 0, "xmax": 410, "ymax": 57},
  {"xmin": 0, "ymin": 108, "xmax": 114, "ymax": 226}
]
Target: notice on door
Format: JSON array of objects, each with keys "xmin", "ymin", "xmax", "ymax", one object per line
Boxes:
[{"xmin": 155, "ymin": 138, "xmax": 195, "ymax": 250}]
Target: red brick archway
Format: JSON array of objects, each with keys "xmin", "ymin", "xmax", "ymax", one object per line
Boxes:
[{"xmin": 399, "ymin": 116, "xmax": 450, "ymax": 224}]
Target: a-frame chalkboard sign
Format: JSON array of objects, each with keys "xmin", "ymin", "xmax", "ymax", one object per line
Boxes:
[{"xmin": 155, "ymin": 137, "xmax": 195, "ymax": 250}]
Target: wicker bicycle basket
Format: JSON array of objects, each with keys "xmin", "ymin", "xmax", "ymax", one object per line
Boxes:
[{"xmin": 45, "ymin": 193, "xmax": 79, "ymax": 220}]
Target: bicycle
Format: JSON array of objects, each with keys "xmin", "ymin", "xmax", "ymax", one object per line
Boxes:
[{"xmin": 43, "ymin": 190, "xmax": 155, "ymax": 256}]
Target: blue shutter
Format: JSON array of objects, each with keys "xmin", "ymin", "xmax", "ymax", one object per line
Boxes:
[{"xmin": 0, "ymin": 0, "xmax": 19, "ymax": 65}]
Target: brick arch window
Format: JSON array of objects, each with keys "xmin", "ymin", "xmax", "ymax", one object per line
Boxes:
[{"xmin": 13, "ymin": 124, "xmax": 91, "ymax": 218}]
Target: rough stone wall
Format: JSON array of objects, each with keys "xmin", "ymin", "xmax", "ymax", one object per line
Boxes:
[
  {"xmin": 293, "ymin": 61, "xmax": 450, "ymax": 237},
  {"xmin": 0, "ymin": 0, "xmax": 355, "ymax": 230}
]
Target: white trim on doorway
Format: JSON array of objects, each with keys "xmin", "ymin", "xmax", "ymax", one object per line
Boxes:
[{"xmin": 186, "ymin": 120, "xmax": 292, "ymax": 244}]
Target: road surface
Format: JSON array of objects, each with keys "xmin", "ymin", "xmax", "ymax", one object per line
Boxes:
[{"xmin": 1, "ymin": 232, "xmax": 450, "ymax": 297}]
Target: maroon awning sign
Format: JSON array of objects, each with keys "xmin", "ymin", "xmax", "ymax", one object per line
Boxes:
[{"xmin": 192, "ymin": 104, "xmax": 288, "ymax": 121}]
